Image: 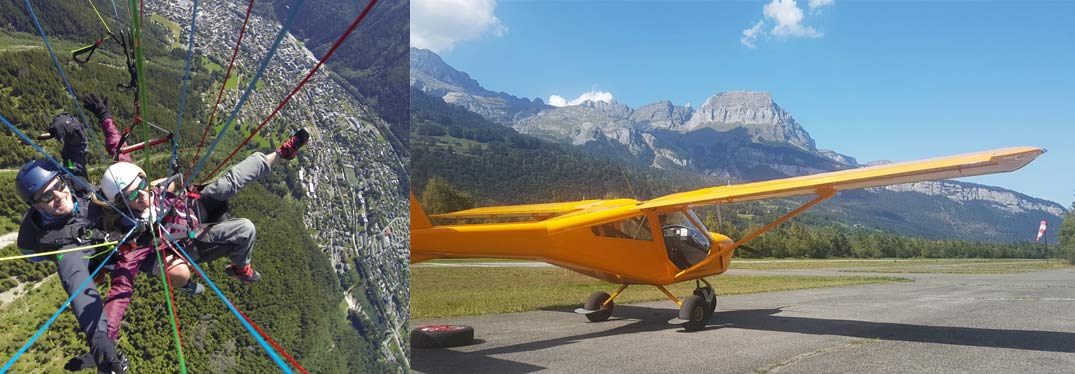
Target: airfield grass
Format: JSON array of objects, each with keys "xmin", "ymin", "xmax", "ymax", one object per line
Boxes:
[
  {"xmin": 841, "ymin": 260, "xmax": 1071, "ymax": 274},
  {"xmin": 410, "ymin": 267, "xmax": 908, "ymax": 319},
  {"xmin": 425, "ymin": 258, "xmax": 1045, "ymax": 268},
  {"xmin": 427, "ymin": 258, "xmax": 533, "ymax": 263},
  {"xmin": 729, "ymin": 258, "xmax": 1020, "ymax": 270}
]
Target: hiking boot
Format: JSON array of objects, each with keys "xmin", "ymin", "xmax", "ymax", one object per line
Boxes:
[
  {"xmin": 180, "ymin": 280, "xmax": 205, "ymax": 295},
  {"xmin": 225, "ymin": 264, "xmax": 261, "ymax": 284},
  {"xmin": 276, "ymin": 127, "xmax": 309, "ymax": 160}
]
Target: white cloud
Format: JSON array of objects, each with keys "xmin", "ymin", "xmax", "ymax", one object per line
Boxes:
[
  {"xmin": 808, "ymin": 0, "xmax": 834, "ymax": 13},
  {"xmin": 741, "ymin": 21, "xmax": 764, "ymax": 49},
  {"xmin": 411, "ymin": 0, "xmax": 507, "ymax": 53},
  {"xmin": 764, "ymin": 0, "xmax": 822, "ymax": 38},
  {"xmin": 548, "ymin": 91, "xmax": 615, "ymax": 107},
  {"xmin": 741, "ymin": 0, "xmax": 826, "ymax": 48}
]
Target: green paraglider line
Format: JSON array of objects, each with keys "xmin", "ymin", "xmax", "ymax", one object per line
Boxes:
[
  {"xmin": 127, "ymin": 0, "xmax": 153, "ymax": 178},
  {"xmin": 156, "ymin": 228, "xmax": 188, "ymax": 373}
]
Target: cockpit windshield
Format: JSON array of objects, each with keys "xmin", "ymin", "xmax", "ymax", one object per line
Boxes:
[{"xmin": 658, "ymin": 210, "xmax": 711, "ymax": 270}]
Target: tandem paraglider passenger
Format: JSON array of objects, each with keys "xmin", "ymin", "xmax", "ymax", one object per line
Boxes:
[{"xmin": 79, "ymin": 93, "xmax": 205, "ymax": 343}]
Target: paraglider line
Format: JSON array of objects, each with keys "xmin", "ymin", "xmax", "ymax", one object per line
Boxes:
[{"xmin": 201, "ymin": 0, "xmax": 380, "ymax": 184}]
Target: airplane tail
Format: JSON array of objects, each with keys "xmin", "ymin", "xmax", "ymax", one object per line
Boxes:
[
  {"xmin": 410, "ymin": 192, "xmax": 433, "ymax": 230},
  {"xmin": 409, "ymin": 193, "xmax": 443, "ymax": 263}
]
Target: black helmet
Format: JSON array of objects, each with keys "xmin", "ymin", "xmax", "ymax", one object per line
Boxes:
[{"xmin": 15, "ymin": 159, "xmax": 61, "ymax": 204}]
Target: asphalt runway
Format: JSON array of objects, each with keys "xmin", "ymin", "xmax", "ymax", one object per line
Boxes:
[{"xmin": 411, "ymin": 268, "xmax": 1075, "ymax": 373}]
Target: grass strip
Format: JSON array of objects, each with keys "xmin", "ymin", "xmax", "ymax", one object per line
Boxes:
[
  {"xmin": 841, "ymin": 261, "xmax": 1071, "ymax": 274},
  {"xmin": 411, "ymin": 267, "xmax": 908, "ymax": 319}
]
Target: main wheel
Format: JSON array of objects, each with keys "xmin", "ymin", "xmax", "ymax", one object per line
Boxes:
[
  {"xmin": 584, "ymin": 291, "xmax": 615, "ymax": 322},
  {"xmin": 679, "ymin": 295, "xmax": 709, "ymax": 332},
  {"xmin": 410, "ymin": 325, "xmax": 475, "ymax": 349}
]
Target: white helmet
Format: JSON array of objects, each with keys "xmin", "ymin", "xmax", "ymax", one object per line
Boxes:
[{"xmin": 101, "ymin": 162, "xmax": 146, "ymax": 201}]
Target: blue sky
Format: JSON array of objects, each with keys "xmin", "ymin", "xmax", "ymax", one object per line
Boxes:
[{"xmin": 413, "ymin": 0, "xmax": 1075, "ymax": 208}]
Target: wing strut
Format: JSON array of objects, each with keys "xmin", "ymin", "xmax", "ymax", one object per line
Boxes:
[{"xmin": 673, "ymin": 187, "xmax": 836, "ymax": 281}]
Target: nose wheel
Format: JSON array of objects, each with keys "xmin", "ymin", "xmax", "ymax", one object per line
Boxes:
[{"xmin": 679, "ymin": 281, "xmax": 715, "ymax": 331}]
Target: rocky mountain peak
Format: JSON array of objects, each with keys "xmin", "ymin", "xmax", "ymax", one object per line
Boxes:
[
  {"xmin": 409, "ymin": 48, "xmax": 486, "ymax": 95},
  {"xmin": 630, "ymin": 100, "xmax": 695, "ymax": 130},
  {"xmin": 703, "ymin": 91, "xmax": 775, "ymax": 109},
  {"xmin": 684, "ymin": 90, "xmax": 816, "ymax": 151},
  {"xmin": 579, "ymin": 99, "xmax": 632, "ymax": 119},
  {"xmin": 410, "ymin": 48, "xmax": 548, "ymax": 124}
]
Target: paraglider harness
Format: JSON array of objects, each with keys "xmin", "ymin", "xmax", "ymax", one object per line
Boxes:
[{"xmin": 133, "ymin": 174, "xmax": 230, "ymax": 253}]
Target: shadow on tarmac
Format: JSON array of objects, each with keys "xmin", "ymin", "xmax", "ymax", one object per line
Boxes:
[{"xmin": 412, "ymin": 305, "xmax": 1075, "ymax": 373}]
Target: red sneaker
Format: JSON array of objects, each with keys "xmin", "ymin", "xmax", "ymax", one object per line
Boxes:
[
  {"xmin": 276, "ymin": 127, "xmax": 309, "ymax": 160},
  {"xmin": 225, "ymin": 264, "xmax": 262, "ymax": 284}
]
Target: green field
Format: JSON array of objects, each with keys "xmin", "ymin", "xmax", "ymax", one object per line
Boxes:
[
  {"xmin": 841, "ymin": 260, "xmax": 1070, "ymax": 274},
  {"xmin": 224, "ymin": 74, "xmax": 240, "ymax": 90},
  {"xmin": 730, "ymin": 258, "xmax": 1011, "ymax": 270},
  {"xmin": 149, "ymin": 13, "xmax": 181, "ymax": 48},
  {"xmin": 410, "ymin": 266, "xmax": 908, "ymax": 319},
  {"xmin": 427, "ymin": 258, "xmax": 534, "ymax": 263},
  {"xmin": 200, "ymin": 56, "xmax": 222, "ymax": 73}
]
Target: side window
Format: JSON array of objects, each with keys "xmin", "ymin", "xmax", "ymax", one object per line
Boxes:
[{"xmin": 590, "ymin": 216, "xmax": 653, "ymax": 241}]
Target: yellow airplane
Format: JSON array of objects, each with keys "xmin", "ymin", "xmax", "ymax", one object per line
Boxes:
[{"xmin": 411, "ymin": 147, "xmax": 1044, "ymax": 330}]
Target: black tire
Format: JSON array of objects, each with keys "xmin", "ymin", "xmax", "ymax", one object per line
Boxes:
[
  {"xmin": 584, "ymin": 291, "xmax": 614, "ymax": 322},
  {"xmin": 679, "ymin": 295, "xmax": 709, "ymax": 332},
  {"xmin": 410, "ymin": 325, "xmax": 475, "ymax": 349}
]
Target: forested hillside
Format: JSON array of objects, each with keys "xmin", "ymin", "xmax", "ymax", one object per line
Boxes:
[{"xmin": 412, "ymin": 88, "xmax": 715, "ymax": 204}]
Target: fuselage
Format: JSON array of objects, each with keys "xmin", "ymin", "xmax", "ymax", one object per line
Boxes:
[{"xmin": 411, "ymin": 200, "xmax": 735, "ymax": 285}]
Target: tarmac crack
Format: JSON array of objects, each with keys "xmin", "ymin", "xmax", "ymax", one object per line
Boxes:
[{"xmin": 754, "ymin": 338, "xmax": 880, "ymax": 374}]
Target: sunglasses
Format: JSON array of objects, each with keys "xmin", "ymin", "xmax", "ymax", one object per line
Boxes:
[
  {"xmin": 33, "ymin": 177, "xmax": 68, "ymax": 204},
  {"xmin": 123, "ymin": 177, "xmax": 148, "ymax": 202}
]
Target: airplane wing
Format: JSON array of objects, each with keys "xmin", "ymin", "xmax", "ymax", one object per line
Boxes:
[{"xmin": 638, "ymin": 147, "xmax": 1045, "ymax": 210}]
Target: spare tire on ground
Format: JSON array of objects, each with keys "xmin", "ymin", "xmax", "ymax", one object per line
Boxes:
[{"xmin": 410, "ymin": 325, "xmax": 475, "ymax": 349}]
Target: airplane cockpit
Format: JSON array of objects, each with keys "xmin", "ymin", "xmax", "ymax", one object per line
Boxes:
[{"xmin": 659, "ymin": 210, "xmax": 712, "ymax": 270}]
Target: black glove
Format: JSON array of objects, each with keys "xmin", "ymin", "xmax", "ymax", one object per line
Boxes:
[
  {"xmin": 82, "ymin": 93, "xmax": 113, "ymax": 123},
  {"xmin": 89, "ymin": 334, "xmax": 128, "ymax": 374},
  {"xmin": 47, "ymin": 114, "xmax": 86, "ymax": 146},
  {"xmin": 64, "ymin": 351, "xmax": 95, "ymax": 371}
]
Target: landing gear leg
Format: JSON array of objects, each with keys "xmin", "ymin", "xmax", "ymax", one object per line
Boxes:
[{"xmin": 574, "ymin": 284, "xmax": 629, "ymax": 322}]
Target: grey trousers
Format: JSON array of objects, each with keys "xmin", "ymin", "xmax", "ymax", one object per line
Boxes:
[
  {"xmin": 190, "ymin": 152, "xmax": 270, "ymax": 267},
  {"xmin": 55, "ymin": 249, "xmax": 112, "ymax": 353}
]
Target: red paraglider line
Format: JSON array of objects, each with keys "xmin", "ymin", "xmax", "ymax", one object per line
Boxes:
[{"xmin": 200, "ymin": 0, "xmax": 380, "ymax": 184}]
